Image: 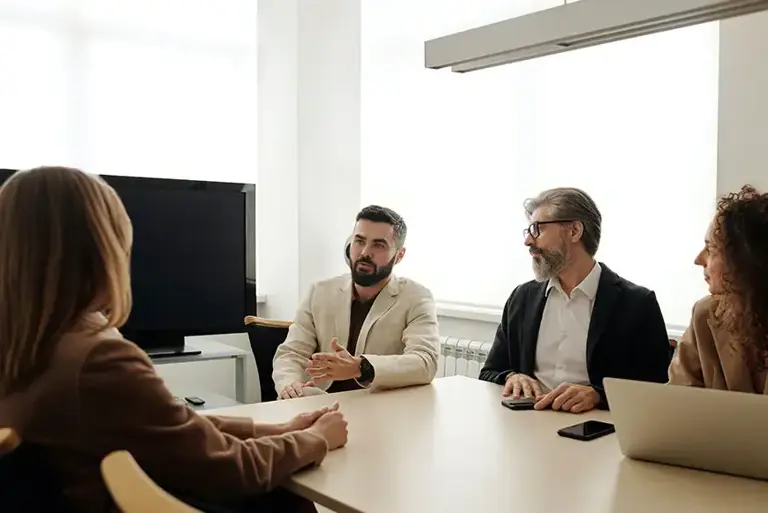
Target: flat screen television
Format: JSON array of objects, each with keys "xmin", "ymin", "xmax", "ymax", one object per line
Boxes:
[{"xmin": 0, "ymin": 169, "xmax": 257, "ymax": 356}]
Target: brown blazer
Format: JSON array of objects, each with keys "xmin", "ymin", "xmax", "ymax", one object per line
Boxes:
[
  {"xmin": 0, "ymin": 314, "xmax": 328, "ymax": 513},
  {"xmin": 668, "ymin": 295, "xmax": 768, "ymax": 394}
]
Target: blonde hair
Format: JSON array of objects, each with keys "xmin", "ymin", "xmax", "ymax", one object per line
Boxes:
[{"xmin": 0, "ymin": 167, "xmax": 133, "ymax": 391}]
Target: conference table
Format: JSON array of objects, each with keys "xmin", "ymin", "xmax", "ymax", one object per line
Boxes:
[{"xmin": 209, "ymin": 376, "xmax": 768, "ymax": 513}]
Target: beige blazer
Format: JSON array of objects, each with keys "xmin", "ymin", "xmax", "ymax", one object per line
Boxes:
[
  {"xmin": 272, "ymin": 274, "xmax": 439, "ymax": 393},
  {"xmin": 668, "ymin": 295, "xmax": 768, "ymax": 394}
]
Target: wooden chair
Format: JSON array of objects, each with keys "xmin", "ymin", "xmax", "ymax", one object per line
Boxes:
[
  {"xmin": 101, "ymin": 450, "xmax": 201, "ymax": 513},
  {"xmin": 244, "ymin": 316, "xmax": 292, "ymax": 402},
  {"xmin": 0, "ymin": 427, "xmax": 20, "ymax": 455},
  {"xmin": 243, "ymin": 240, "xmax": 345, "ymax": 402},
  {"xmin": 0, "ymin": 427, "xmax": 67, "ymax": 512}
]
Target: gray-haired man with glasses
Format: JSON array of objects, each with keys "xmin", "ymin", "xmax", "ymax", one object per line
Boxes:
[{"xmin": 480, "ymin": 187, "xmax": 672, "ymax": 413}]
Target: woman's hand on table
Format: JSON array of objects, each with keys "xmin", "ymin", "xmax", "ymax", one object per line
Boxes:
[
  {"xmin": 282, "ymin": 402, "xmax": 340, "ymax": 433},
  {"xmin": 306, "ymin": 408, "xmax": 348, "ymax": 450}
]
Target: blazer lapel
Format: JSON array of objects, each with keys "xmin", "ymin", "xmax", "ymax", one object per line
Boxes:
[
  {"xmin": 335, "ymin": 279, "xmax": 354, "ymax": 351},
  {"xmin": 356, "ymin": 278, "xmax": 398, "ymax": 355},
  {"xmin": 586, "ymin": 264, "xmax": 620, "ymax": 367},
  {"xmin": 521, "ymin": 283, "xmax": 548, "ymax": 374}
]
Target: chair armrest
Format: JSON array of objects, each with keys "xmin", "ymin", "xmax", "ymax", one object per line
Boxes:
[
  {"xmin": 244, "ymin": 316, "xmax": 292, "ymax": 329},
  {"xmin": 101, "ymin": 451, "xmax": 201, "ymax": 513}
]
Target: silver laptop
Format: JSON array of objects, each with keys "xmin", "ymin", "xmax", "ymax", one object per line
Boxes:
[{"xmin": 604, "ymin": 377, "xmax": 768, "ymax": 480}]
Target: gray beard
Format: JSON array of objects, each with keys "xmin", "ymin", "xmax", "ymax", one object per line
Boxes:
[{"xmin": 532, "ymin": 249, "xmax": 566, "ymax": 281}]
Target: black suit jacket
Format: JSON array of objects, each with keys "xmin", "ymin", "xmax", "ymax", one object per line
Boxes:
[{"xmin": 479, "ymin": 263, "xmax": 672, "ymax": 408}]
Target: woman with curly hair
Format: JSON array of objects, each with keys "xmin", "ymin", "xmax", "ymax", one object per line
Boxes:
[{"xmin": 669, "ymin": 185, "xmax": 768, "ymax": 393}]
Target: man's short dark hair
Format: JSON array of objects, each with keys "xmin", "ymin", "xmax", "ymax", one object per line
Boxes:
[{"xmin": 356, "ymin": 205, "xmax": 407, "ymax": 249}]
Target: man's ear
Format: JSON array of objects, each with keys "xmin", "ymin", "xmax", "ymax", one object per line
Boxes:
[
  {"xmin": 394, "ymin": 247, "xmax": 406, "ymax": 264},
  {"xmin": 570, "ymin": 221, "xmax": 584, "ymax": 243}
]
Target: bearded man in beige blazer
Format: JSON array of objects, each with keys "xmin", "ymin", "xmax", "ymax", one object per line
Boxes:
[{"xmin": 273, "ymin": 205, "xmax": 439, "ymax": 400}]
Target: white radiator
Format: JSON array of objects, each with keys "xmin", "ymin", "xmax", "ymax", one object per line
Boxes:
[
  {"xmin": 437, "ymin": 336, "xmax": 493, "ymax": 378},
  {"xmin": 437, "ymin": 329, "xmax": 683, "ymax": 379}
]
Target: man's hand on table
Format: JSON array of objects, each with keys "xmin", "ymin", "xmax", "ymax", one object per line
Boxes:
[
  {"xmin": 279, "ymin": 381, "xmax": 311, "ymax": 400},
  {"xmin": 501, "ymin": 374, "xmax": 599, "ymax": 413},
  {"xmin": 534, "ymin": 383, "xmax": 600, "ymax": 413},
  {"xmin": 502, "ymin": 373, "xmax": 544, "ymax": 399}
]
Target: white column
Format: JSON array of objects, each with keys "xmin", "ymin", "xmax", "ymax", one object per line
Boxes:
[
  {"xmin": 297, "ymin": 0, "xmax": 362, "ymax": 294},
  {"xmin": 257, "ymin": 0, "xmax": 361, "ymax": 320},
  {"xmin": 256, "ymin": 0, "xmax": 300, "ymax": 320},
  {"xmin": 717, "ymin": 12, "xmax": 768, "ymax": 195}
]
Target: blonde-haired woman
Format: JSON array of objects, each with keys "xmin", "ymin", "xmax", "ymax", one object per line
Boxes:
[{"xmin": 0, "ymin": 167, "xmax": 347, "ymax": 513}]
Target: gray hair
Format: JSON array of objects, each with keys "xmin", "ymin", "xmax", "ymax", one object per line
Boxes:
[{"xmin": 524, "ymin": 187, "xmax": 602, "ymax": 256}]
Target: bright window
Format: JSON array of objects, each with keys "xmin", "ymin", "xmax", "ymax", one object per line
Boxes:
[
  {"xmin": 0, "ymin": 0, "xmax": 257, "ymax": 183},
  {"xmin": 361, "ymin": 0, "xmax": 718, "ymax": 327},
  {"xmin": 0, "ymin": 23, "xmax": 72, "ymax": 166}
]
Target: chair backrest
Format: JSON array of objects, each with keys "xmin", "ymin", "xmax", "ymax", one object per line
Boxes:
[
  {"xmin": 344, "ymin": 237, "xmax": 351, "ymax": 265},
  {"xmin": 244, "ymin": 316, "xmax": 292, "ymax": 402},
  {"xmin": 101, "ymin": 450, "xmax": 201, "ymax": 513},
  {"xmin": 0, "ymin": 427, "xmax": 69, "ymax": 512}
]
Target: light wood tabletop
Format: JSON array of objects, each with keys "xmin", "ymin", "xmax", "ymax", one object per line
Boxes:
[{"xmin": 208, "ymin": 376, "xmax": 768, "ymax": 513}]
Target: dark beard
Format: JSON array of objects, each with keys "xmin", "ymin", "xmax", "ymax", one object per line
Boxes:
[{"xmin": 351, "ymin": 255, "xmax": 396, "ymax": 287}]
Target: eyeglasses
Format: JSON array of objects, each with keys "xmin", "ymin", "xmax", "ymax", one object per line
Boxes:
[{"xmin": 523, "ymin": 219, "xmax": 577, "ymax": 240}]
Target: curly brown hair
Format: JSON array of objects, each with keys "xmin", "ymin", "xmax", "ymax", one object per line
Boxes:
[{"xmin": 710, "ymin": 185, "xmax": 768, "ymax": 370}]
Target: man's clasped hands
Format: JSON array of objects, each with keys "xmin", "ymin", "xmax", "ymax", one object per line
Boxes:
[
  {"xmin": 503, "ymin": 373, "xmax": 600, "ymax": 414},
  {"xmin": 279, "ymin": 338, "xmax": 360, "ymax": 400}
]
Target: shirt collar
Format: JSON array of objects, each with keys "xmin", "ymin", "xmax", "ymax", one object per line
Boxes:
[
  {"xmin": 352, "ymin": 284, "xmax": 381, "ymax": 305},
  {"xmin": 546, "ymin": 262, "xmax": 602, "ymax": 300}
]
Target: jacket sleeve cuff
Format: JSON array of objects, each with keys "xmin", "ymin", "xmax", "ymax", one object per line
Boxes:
[
  {"xmin": 205, "ymin": 415, "xmax": 262, "ymax": 440},
  {"xmin": 592, "ymin": 385, "xmax": 609, "ymax": 410},
  {"xmin": 287, "ymin": 429, "xmax": 329, "ymax": 468},
  {"xmin": 354, "ymin": 378, "xmax": 373, "ymax": 389}
]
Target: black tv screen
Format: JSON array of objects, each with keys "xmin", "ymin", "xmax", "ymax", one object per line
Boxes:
[{"xmin": 0, "ymin": 169, "xmax": 257, "ymax": 352}]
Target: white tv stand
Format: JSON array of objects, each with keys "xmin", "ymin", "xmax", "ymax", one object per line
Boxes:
[{"xmin": 150, "ymin": 339, "xmax": 248, "ymax": 405}]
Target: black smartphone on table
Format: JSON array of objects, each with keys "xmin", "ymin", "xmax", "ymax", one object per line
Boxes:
[
  {"xmin": 557, "ymin": 420, "xmax": 615, "ymax": 441},
  {"xmin": 501, "ymin": 397, "xmax": 537, "ymax": 411}
]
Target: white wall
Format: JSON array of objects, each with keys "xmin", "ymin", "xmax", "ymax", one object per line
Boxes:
[{"xmin": 162, "ymin": 8, "xmax": 768, "ymax": 402}]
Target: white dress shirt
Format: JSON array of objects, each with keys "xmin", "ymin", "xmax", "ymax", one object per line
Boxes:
[{"xmin": 534, "ymin": 262, "xmax": 602, "ymax": 392}]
